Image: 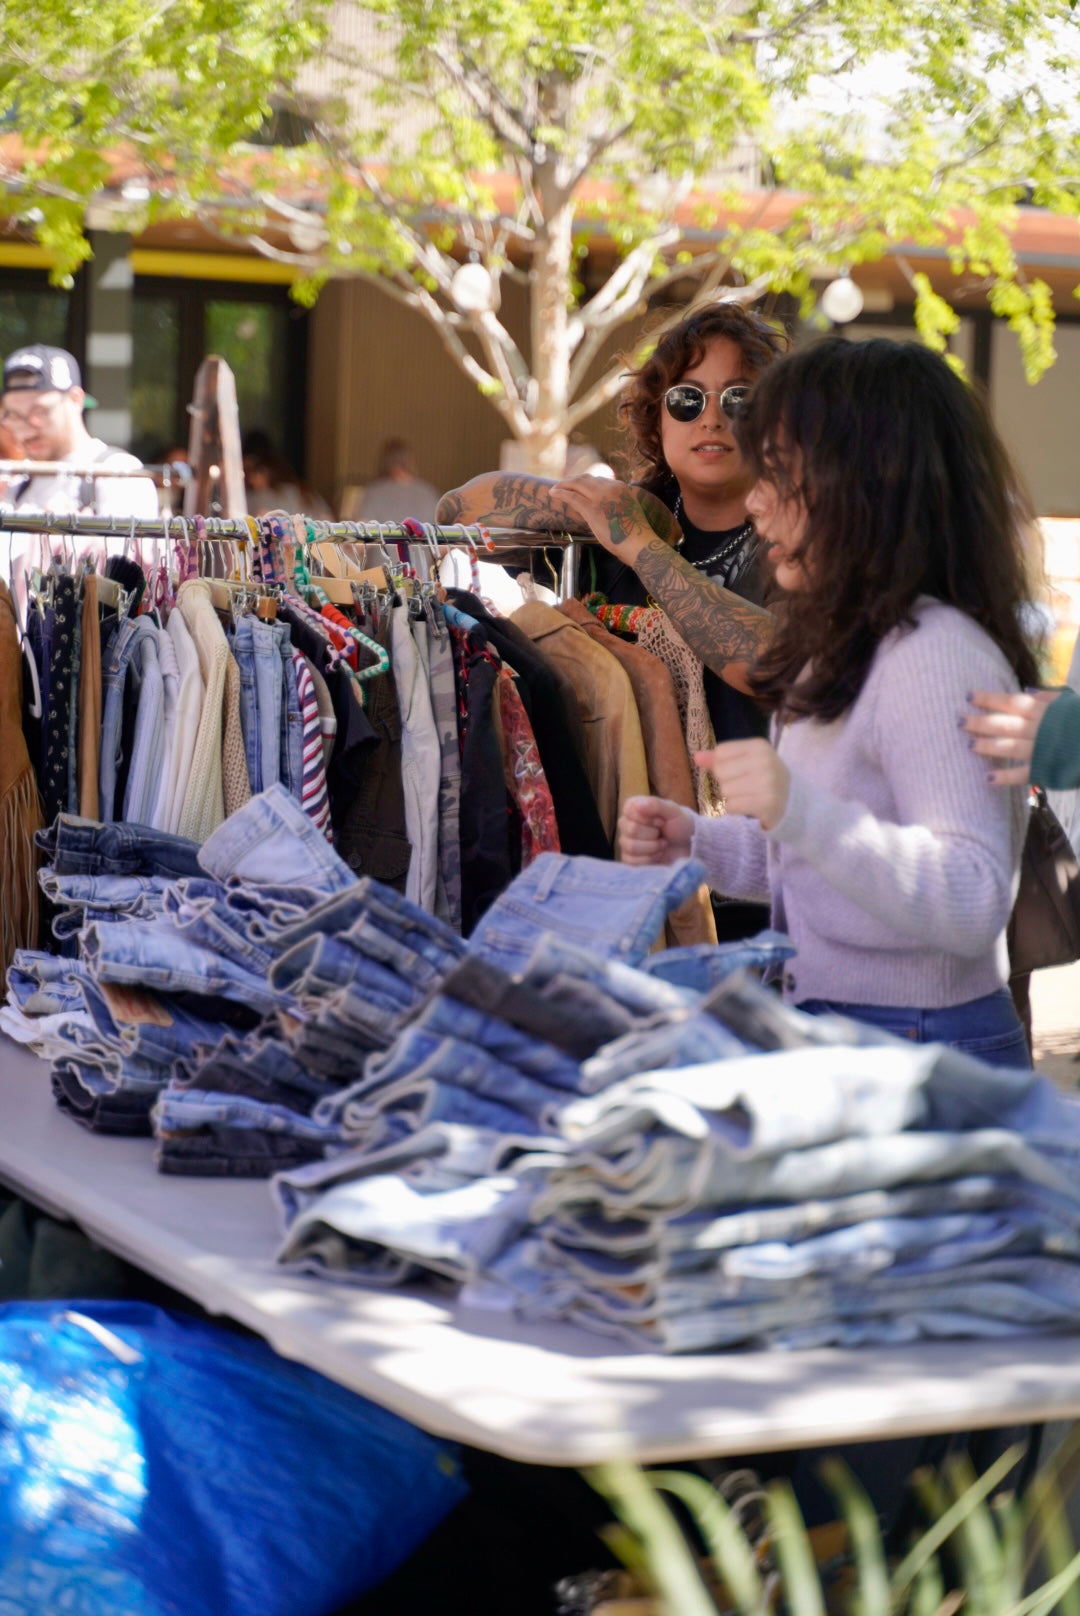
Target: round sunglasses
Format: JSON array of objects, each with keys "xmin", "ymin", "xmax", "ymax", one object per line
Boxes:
[{"xmin": 663, "ymin": 383, "xmax": 751, "ymax": 423}]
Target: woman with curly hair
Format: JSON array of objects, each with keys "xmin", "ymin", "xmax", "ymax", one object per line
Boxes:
[
  {"xmin": 581, "ymin": 337, "xmax": 1039, "ymax": 1065},
  {"xmin": 437, "ymin": 302, "xmax": 786, "ymax": 728}
]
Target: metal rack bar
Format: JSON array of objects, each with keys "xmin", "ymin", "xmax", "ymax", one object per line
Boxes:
[
  {"xmin": 0, "ymin": 512, "xmax": 583, "ymax": 545},
  {"xmin": 0, "ymin": 460, "xmax": 192, "ymax": 485}
]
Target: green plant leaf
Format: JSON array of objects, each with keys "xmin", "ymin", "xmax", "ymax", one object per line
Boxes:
[
  {"xmin": 891, "ymin": 1445, "xmax": 1025, "ymax": 1603},
  {"xmin": 1006, "ymin": 1548, "xmax": 1080, "ymax": 1616},
  {"xmin": 587, "ymin": 1462, "xmax": 719, "ymax": 1616},
  {"xmin": 941, "ymin": 1454, "xmax": 1006, "ymax": 1615},
  {"xmin": 764, "ymin": 1481, "xmax": 825, "ymax": 1616},
  {"xmin": 649, "ymin": 1468, "xmax": 767, "ymax": 1616},
  {"xmin": 909, "ymin": 1552, "xmax": 947, "ymax": 1616},
  {"xmin": 818, "ymin": 1458, "xmax": 889, "ymax": 1616}
]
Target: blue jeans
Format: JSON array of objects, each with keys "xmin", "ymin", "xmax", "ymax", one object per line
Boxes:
[
  {"xmin": 35, "ymin": 815, "xmax": 203, "ymax": 880},
  {"xmin": 797, "ymin": 989, "xmax": 1031, "ymax": 1070},
  {"xmin": 642, "ymin": 932, "xmax": 795, "ymax": 994},
  {"xmin": 274, "ymin": 880, "xmax": 466, "ymax": 980},
  {"xmin": 197, "ymin": 784, "xmax": 355, "ymax": 892},
  {"xmin": 278, "ymin": 628, "xmax": 304, "ymax": 802},
  {"xmin": 80, "ymin": 917, "xmax": 288, "ymax": 1016},
  {"xmin": 233, "ymin": 616, "xmax": 284, "ymax": 794},
  {"xmin": 466, "ymin": 852, "xmax": 706, "ymax": 975},
  {"xmin": 99, "ymin": 617, "xmax": 159, "ymax": 822}
]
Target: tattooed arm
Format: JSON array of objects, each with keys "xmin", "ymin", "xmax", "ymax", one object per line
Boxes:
[
  {"xmin": 555, "ymin": 477, "xmax": 773, "ymax": 695},
  {"xmin": 634, "ymin": 539, "xmax": 773, "ymax": 693},
  {"xmin": 436, "ymin": 472, "xmax": 681, "ymax": 546}
]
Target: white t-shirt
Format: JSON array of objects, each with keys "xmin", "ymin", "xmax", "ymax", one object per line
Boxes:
[
  {"xmin": 7, "ymin": 438, "xmax": 158, "ymax": 521},
  {"xmin": 1, "ymin": 439, "xmax": 159, "ymax": 612}
]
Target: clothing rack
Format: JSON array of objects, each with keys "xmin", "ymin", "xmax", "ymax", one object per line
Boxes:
[
  {"xmin": 0, "ymin": 512, "xmax": 582, "ymax": 599},
  {"xmin": 0, "ymin": 460, "xmax": 193, "ymax": 488}
]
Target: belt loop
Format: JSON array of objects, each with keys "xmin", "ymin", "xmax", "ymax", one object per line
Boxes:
[{"xmin": 535, "ymin": 854, "xmax": 566, "ymax": 901}]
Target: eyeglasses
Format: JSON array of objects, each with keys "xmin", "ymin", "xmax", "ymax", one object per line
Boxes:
[
  {"xmin": 663, "ymin": 384, "xmax": 751, "ymax": 424},
  {"xmin": 0, "ymin": 395, "xmax": 63, "ymax": 432}
]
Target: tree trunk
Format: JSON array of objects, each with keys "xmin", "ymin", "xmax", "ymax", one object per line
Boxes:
[{"xmin": 526, "ymin": 143, "xmax": 574, "ymax": 479}]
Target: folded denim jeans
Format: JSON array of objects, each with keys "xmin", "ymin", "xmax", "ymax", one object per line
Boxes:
[
  {"xmin": 6, "ymin": 952, "xmax": 91, "ymax": 1016},
  {"xmin": 35, "ymin": 814, "xmax": 202, "ymax": 880},
  {"xmin": 466, "ymin": 853, "xmax": 706, "ymax": 975},
  {"xmin": 330, "ymin": 1030, "xmax": 568, "ymax": 1135},
  {"xmin": 277, "ymin": 1172, "xmax": 533, "ymax": 1286},
  {"xmin": 153, "ymin": 1087, "xmax": 346, "ymax": 1143},
  {"xmin": 520, "ymin": 933, "xmax": 698, "ymax": 1018},
  {"xmin": 156, "ymin": 1129, "xmax": 326, "ymax": 1177},
  {"xmin": 81, "ymin": 919, "xmax": 288, "ymax": 1017},
  {"xmin": 197, "ymin": 783, "xmax": 355, "ymax": 892},
  {"xmin": 409, "ymin": 994, "xmax": 583, "ymax": 1094},
  {"xmin": 435, "ymin": 954, "xmax": 636, "ymax": 1061},
  {"xmin": 581, "ymin": 1012, "xmax": 748, "ymax": 1093},
  {"xmin": 273, "ymin": 878, "xmax": 466, "ymax": 977},
  {"xmin": 641, "ymin": 931, "xmax": 795, "ymax": 994}
]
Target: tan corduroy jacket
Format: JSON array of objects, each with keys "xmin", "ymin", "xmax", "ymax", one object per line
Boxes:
[
  {"xmin": 510, "ymin": 600, "xmax": 649, "ymax": 857},
  {"xmin": 558, "ymin": 599, "xmax": 717, "ymax": 947},
  {"xmin": 0, "ymin": 580, "xmax": 43, "ymax": 968}
]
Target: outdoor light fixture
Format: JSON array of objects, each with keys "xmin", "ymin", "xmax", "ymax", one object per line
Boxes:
[
  {"xmin": 450, "ymin": 257, "xmax": 494, "ymax": 312},
  {"xmin": 288, "ymin": 216, "xmax": 325, "ymax": 254},
  {"xmin": 820, "ymin": 272, "xmax": 864, "ymax": 324}
]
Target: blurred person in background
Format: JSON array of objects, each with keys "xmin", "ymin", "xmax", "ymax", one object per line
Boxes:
[
  {"xmin": 0, "ymin": 344, "xmax": 157, "ymax": 521},
  {"xmin": 242, "ymin": 429, "xmax": 332, "ymax": 520},
  {"xmin": 345, "ymin": 437, "xmax": 440, "ymax": 525}
]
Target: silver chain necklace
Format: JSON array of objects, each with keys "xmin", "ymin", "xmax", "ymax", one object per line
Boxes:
[{"xmin": 673, "ymin": 493, "xmax": 754, "ymax": 574}]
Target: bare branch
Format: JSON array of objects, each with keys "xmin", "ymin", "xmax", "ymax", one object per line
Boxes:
[
  {"xmin": 563, "ymin": 363, "xmax": 630, "ymax": 432},
  {"xmin": 730, "ymin": 0, "xmax": 833, "ymax": 46},
  {"xmin": 429, "ymin": 44, "xmax": 533, "ymax": 160}
]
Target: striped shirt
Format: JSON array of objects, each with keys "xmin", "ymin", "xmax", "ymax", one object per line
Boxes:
[{"xmin": 292, "ymin": 650, "xmax": 333, "ymax": 841}]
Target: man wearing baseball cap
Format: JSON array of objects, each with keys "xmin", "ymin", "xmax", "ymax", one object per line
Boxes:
[{"xmin": 0, "ymin": 344, "xmax": 157, "ymax": 522}]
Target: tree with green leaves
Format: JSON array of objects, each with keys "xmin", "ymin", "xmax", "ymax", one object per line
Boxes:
[{"xmin": 3, "ymin": 1, "xmax": 1080, "ymax": 472}]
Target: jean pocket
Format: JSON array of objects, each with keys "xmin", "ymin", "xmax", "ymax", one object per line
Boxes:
[{"xmin": 951, "ymin": 1028, "xmax": 1031, "ymax": 1066}]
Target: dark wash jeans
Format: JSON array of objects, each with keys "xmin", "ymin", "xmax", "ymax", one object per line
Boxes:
[{"xmin": 36, "ymin": 815, "xmax": 203, "ymax": 881}]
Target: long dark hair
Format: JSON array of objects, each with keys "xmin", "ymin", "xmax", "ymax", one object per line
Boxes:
[
  {"xmin": 738, "ymin": 337, "xmax": 1041, "ymax": 721},
  {"xmin": 619, "ymin": 303, "xmax": 788, "ymax": 497}
]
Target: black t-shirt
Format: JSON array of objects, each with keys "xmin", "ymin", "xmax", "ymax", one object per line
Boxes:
[{"xmin": 584, "ymin": 491, "xmax": 768, "ymax": 744}]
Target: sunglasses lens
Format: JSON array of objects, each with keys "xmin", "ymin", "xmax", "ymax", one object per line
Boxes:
[
  {"xmin": 721, "ymin": 386, "xmax": 750, "ymax": 420},
  {"xmin": 664, "ymin": 386, "xmax": 705, "ymax": 422}
]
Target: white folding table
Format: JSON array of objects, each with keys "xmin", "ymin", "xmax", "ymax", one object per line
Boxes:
[{"xmin": 2, "ymin": 1037, "xmax": 1079, "ymax": 1467}]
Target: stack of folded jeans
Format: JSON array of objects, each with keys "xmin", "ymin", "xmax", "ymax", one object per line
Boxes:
[
  {"xmin": 276, "ymin": 959, "xmax": 1080, "ymax": 1353},
  {"xmin": 273, "ymin": 927, "xmax": 795, "ymax": 1284},
  {"xmin": 475, "ymin": 972, "xmax": 1080, "ymax": 1351},
  {"xmin": 303, "ymin": 863, "xmax": 725, "ymax": 1154},
  {"xmin": 7, "ymin": 790, "xmax": 431, "ymax": 1160},
  {"xmin": 152, "ymin": 876, "xmax": 470, "ymax": 1175}
]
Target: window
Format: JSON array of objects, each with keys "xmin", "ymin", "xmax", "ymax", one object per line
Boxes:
[
  {"xmin": 130, "ymin": 278, "xmax": 308, "ymax": 471},
  {"xmin": 0, "ymin": 279, "xmax": 71, "ymax": 362},
  {"xmin": 130, "ymin": 295, "xmax": 181, "ymax": 461}
]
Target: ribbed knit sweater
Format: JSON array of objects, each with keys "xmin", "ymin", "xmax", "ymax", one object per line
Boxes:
[
  {"xmin": 175, "ymin": 579, "xmax": 227, "ymax": 843},
  {"xmin": 690, "ymin": 601, "xmax": 1029, "ymax": 1008}
]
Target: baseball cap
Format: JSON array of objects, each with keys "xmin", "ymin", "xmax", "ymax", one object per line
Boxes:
[{"xmin": 1, "ymin": 345, "xmax": 97, "ymax": 407}]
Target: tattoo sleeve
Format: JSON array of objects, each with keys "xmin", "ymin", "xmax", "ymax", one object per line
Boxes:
[
  {"xmin": 434, "ymin": 489, "xmax": 467, "ymax": 525},
  {"xmin": 476, "ymin": 474, "xmax": 577, "ymax": 532},
  {"xmin": 437, "ymin": 473, "xmax": 683, "ymax": 547},
  {"xmin": 633, "ymin": 537, "xmax": 775, "ymax": 682}
]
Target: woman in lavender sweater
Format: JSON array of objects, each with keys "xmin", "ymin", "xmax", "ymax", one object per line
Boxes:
[{"xmin": 567, "ymin": 338, "xmax": 1039, "ymax": 1067}]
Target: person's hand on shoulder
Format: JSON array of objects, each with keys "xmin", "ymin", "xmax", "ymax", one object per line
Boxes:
[
  {"xmin": 963, "ymin": 689, "xmax": 1061, "ymax": 786},
  {"xmin": 618, "ymin": 796, "xmax": 695, "ymax": 865}
]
